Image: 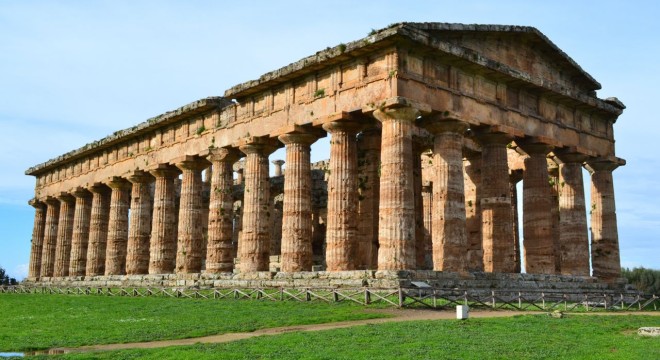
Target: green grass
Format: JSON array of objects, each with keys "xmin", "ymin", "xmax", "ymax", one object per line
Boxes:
[
  {"xmin": 44, "ymin": 314, "xmax": 660, "ymax": 360},
  {"xmin": 0, "ymin": 293, "xmax": 386, "ymax": 351}
]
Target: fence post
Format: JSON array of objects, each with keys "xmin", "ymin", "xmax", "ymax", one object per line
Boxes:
[{"xmin": 398, "ymin": 287, "xmax": 404, "ymax": 308}]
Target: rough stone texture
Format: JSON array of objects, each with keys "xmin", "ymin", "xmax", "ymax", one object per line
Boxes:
[
  {"xmin": 148, "ymin": 165, "xmax": 179, "ymax": 274},
  {"xmin": 68, "ymin": 188, "xmax": 92, "ymax": 276},
  {"xmin": 105, "ymin": 177, "xmax": 131, "ymax": 276},
  {"xmin": 586, "ymin": 159, "xmax": 622, "ymax": 282},
  {"xmin": 175, "ymin": 157, "xmax": 207, "ymax": 273},
  {"xmin": 422, "ymin": 119, "xmax": 469, "ymax": 272},
  {"xmin": 322, "ymin": 121, "xmax": 361, "ymax": 271},
  {"xmin": 374, "ymin": 106, "xmax": 417, "ymax": 270},
  {"xmin": 237, "ymin": 138, "xmax": 278, "ymax": 272},
  {"xmin": 279, "ymin": 132, "xmax": 318, "ymax": 272},
  {"xmin": 510, "ymin": 169, "xmax": 523, "ymax": 274},
  {"xmin": 412, "ymin": 142, "xmax": 427, "ymax": 269},
  {"xmin": 356, "ymin": 128, "xmax": 381, "ymax": 270},
  {"xmin": 53, "ymin": 193, "xmax": 75, "ymax": 277},
  {"xmin": 638, "ymin": 327, "xmax": 660, "ymax": 337},
  {"xmin": 205, "ymin": 148, "xmax": 241, "ymax": 273},
  {"xmin": 421, "ymin": 184, "xmax": 433, "ymax": 269},
  {"xmin": 86, "ymin": 184, "xmax": 110, "ymax": 276},
  {"xmin": 463, "ymin": 151, "xmax": 483, "ymax": 271},
  {"xmin": 547, "ymin": 161, "xmax": 561, "ymax": 274},
  {"xmin": 27, "ymin": 199, "xmax": 46, "ymax": 279},
  {"xmin": 555, "ymin": 152, "xmax": 590, "ymax": 276},
  {"xmin": 519, "ymin": 142, "xmax": 556, "ymax": 274},
  {"xmin": 126, "ymin": 171, "xmax": 153, "ymax": 275}
]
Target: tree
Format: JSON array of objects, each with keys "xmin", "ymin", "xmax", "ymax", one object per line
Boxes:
[
  {"xmin": 622, "ymin": 267, "xmax": 660, "ymax": 295},
  {"xmin": 0, "ymin": 266, "xmax": 18, "ymax": 286}
]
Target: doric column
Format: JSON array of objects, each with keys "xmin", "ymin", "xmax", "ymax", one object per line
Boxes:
[
  {"xmin": 420, "ymin": 118, "xmax": 469, "ymax": 272},
  {"xmin": 174, "ymin": 156, "xmax": 207, "ymax": 274},
  {"xmin": 518, "ymin": 141, "xmax": 555, "ymax": 274},
  {"xmin": 237, "ymin": 137, "xmax": 278, "ymax": 272},
  {"xmin": 421, "ymin": 183, "xmax": 433, "ymax": 269},
  {"xmin": 40, "ymin": 197, "xmax": 60, "ymax": 277},
  {"xmin": 373, "ymin": 106, "xmax": 418, "ymax": 270},
  {"xmin": 322, "ymin": 120, "xmax": 362, "ymax": 271},
  {"xmin": 510, "ymin": 169, "xmax": 523, "ymax": 273},
  {"xmin": 547, "ymin": 161, "xmax": 561, "ymax": 274},
  {"xmin": 105, "ymin": 177, "xmax": 131, "ymax": 275},
  {"xmin": 463, "ymin": 150, "xmax": 483, "ymax": 272},
  {"xmin": 475, "ymin": 131, "xmax": 515, "ymax": 273},
  {"xmin": 554, "ymin": 151, "xmax": 589, "ymax": 276},
  {"xmin": 148, "ymin": 165, "xmax": 180, "ymax": 274},
  {"xmin": 272, "ymin": 160, "xmax": 285, "ymax": 176},
  {"xmin": 126, "ymin": 171, "xmax": 154, "ymax": 275},
  {"xmin": 205, "ymin": 148, "xmax": 241, "ymax": 273},
  {"xmin": 86, "ymin": 184, "xmax": 110, "ymax": 276},
  {"xmin": 356, "ymin": 128, "xmax": 381, "ymax": 270},
  {"xmin": 68, "ymin": 187, "xmax": 92, "ymax": 276},
  {"xmin": 585, "ymin": 158, "xmax": 623, "ymax": 282},
  {"xmin": 53, "ymin": 193, "xmax": 75, "ymax": 277},
  {"xmin": 412, "ymin": 140, "xmax": 428, "ymax": 269},
  {"xmin": 278, "ymin": 129, "xmax": 320, "ymax": 272},
  {"xmin": 28, "ymin": 199, "xmax": 46, "ymax": 279}
]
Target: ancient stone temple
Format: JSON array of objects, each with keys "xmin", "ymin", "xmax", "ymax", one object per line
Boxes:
[{"xmin": 24, "ymin": 23, "xmax": 626, "ymax": 290}]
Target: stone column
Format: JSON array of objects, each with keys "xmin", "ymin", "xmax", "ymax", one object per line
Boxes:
[
  {"xmin": 174, "ymin": 156, "xmax": 207, "ymax": 274},
  {"xmin": 510, "ymin": 170, "xmax": 523, "ymax": 273},
  {"xmin": 105, "ymin": 177, "xmax": 131, "ymax": 275},
  {"xmin": 28, "ymin": 199, "xmax": 46, "ymax": 279},
  {"xmin": 272, "ymin": 160, "xmax": 285, "ymax": 176},
  {"xmin": 421, "ymin": 183, "xmax": 433, "ymax": 269},
  {"xmin": 356, "ymin": 128, "xmax": 381, "ymax": 270},
  {"xmin": 126, "ymin": 171, "xmax": 154, "ymax": 275},
  {"xmin": 205, "ymin": 148, "xmax": 241, "ymax": 273},
  {"xmin": 554, "ymin": 152, "xmax": 590, "ymax": 276},
  {"xmin": 322, "ymin": 121, "xmax": 362, "ymax": 271},
  {"xmin": 476, "ymin": 132, "xmax": 515, "ymax": 273},
  {"xmin": 278, "ymin": 131, "xmax": 318, "ymax": 272},
  {"xmin": 148, "ymin": 165, "xmax": 179, "ymax": 274},
  {"xmin": 412, "ymin": 141, "xmax": 427, "ymax": 269},
  {"xmin": 585, "ymin": 158, "xmax": 623, "ymax": 282},
  {"xmin": 68, "ymin": 188, "xmax": 92, "ymax": 276},
  {"xmin": 421, "ymin": 119, "xmax": 469, "ymax": 272},
  {"xmin": 53, "ymin": 193, "xmax": 75, "ymax": 277},
  {"xmin": 463, "ymin": 151, "xmax": 483, "ymax": 272},
  {"xmin": 518, "ymin": 141, "xmax": 555, "ymax": 274},
  {"xmin": 373, "ymin": 106, "xmax": 418, "ymax": 270},
  {"xmin": 86, "ymin": 184, "xmax": 110, "ymax": 276},
  {"xmin": 547, "ymin": 161, "xmax": 561, "ymax": 274},
  {"xmin": 237, "ymin": 138, "xmax": 278, "ymax": 272},
  {"xmin": 40, "ymin": 197, "xmax": 60, "ymax": 277}
]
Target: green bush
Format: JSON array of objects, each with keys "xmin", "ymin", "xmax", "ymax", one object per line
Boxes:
[{"xmin": 622, "ymin": 266, "xmax": 660, "ymax": 294}]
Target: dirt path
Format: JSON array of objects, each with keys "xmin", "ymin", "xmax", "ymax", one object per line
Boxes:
[{"xmin": 42, "ymin": 309, "xmax": 660, "ymax": 355}]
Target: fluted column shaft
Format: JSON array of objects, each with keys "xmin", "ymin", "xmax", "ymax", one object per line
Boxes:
[
  {"xmin": 149, "ymin": 166, "xmax": 179, "ymax": 274},
  {"xmin": 126, "ymin": 172, "xmax": 153, "ymax": 275},
  {"xmin": 555, "ymin": 153, "xmax": 589, "ymax": 276},
  {"xmin": 206, "ymin": 149, "xmax": 240, "ymax": 273},
  {"xmin": 356, "ymin": 129, "xmax": 381, "ymax": 270},
  {"xmin": 323, "ymin": 121, "xmax": 361, "ymax": 271},
  {"xmin": 421, "ymin": 185, "xmax": 433, "ymax": 269},
  {"xmin": 464, "ymin": 153, "xmax": 483, "ymax": 271},
  {"xmin": 478, "ymin": 133, "xmax": 515, "ymax": 273},
  {"xmin": 520, "ymin": 143, "xmax": 555, "ymax": 274},
  {"xmin": 412, "ymin": 143, "xmax": 426, "ymax": 269},
  {"xmin": 68, "ymin": 188, "xmax": 92, "ymax": 276},
  {"xmin": 238, "ymin": 141, "xmax": 277, "ymax": 272},
  {"xmin": 105, "ymin": 178, "xmax": 131, "ymax": 275},
  {"xmin": 28, "ymin": 200, "xmax": 46, "ymax": 279},
  {"xmin": 586, "ymin": 159, "xmax": 622, "ymax": 282},
  {"xmin": 53, "ymin": 193, "xmax": 75, "ymax": 277},
  {"xmin": 374, "ymin": 107, "xmax": 418, "ymax": 270},
  {"xmin": 40, "ymin": 198, "xmax": 60, "ymax": 277},
  {"xmin": 86, "ymin": 185, "xmax": 110, "ymax": 276},
  {"xmin": 175, "ymin": 159, "xmax": 206, "ymax": 274},
  {"xmin": 279, "ymin": 133, "xmax": 317, "ymax": 272}
]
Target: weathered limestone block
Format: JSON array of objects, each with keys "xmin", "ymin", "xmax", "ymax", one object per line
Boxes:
[
  {"xmin": 373, "ymin": 105, "xmax": 418, "ymax": 270},
  {"xmin": 356, "ymin": 128, "xmax": 381, "ymax": 270},
  {"xmin": 205, "ymin": 147, "xmax": 241, "ymax": 273},
  {"xmin": 68, "ymin": 188, "xmax": 92, "ymax": 276},
  {"xmin": 86, "ymin": 184, "xmax": 110, "ymax": 276},
  {"xmin": 322, "ymin": 120, "xmax": 362, "ymax": 271},
  {"xmin": 126, "ymin": 171, "xmax": 154, "ymax": 275},
  {"xmin": 149, "ymin": 165, "xmax": 179, "ymax": 274},
  {"xmin": 105, "ymin": 177, "xmax": 131, "ymax": 275},
  {"xmin": 463, "ymin": 151, "xmax": 483, "ymax": 271},
  {"xmin": 585, "ymin": 158, "xmax": 623, "ymax": 282},
  {"xmin": 175, "ymin": 156, "xmax": 208, "ymax": 274},
  {"xmin": 53, "ymin": 193, "xmax": 75, "ymax": 277},
  {"xmin": 554, "ymin": 151, "xmax": 590, "ymax": 276},
  {"xmin": 237, "ymin": 137, "xmax": 278, "ymax": 272},
  {"xmin": 28, "ymin": 199, "xmax": 46, "ymax": 279}
]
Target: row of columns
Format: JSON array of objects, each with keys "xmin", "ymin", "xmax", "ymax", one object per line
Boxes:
[{"xmin": 27, "ymin": 104, "xmax": 622, "ymax": 282}]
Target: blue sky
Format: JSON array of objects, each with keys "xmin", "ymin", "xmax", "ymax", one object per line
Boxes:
[{"xmin": 1, "ymin": 1, "xmax": 658, "ymax": 279}]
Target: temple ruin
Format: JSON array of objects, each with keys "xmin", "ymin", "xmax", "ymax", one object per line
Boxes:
[{"xmin": 23, "ymin": 23, "xmax": 627, "ymax": 291}]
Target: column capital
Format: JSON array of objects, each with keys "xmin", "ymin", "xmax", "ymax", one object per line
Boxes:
[
  {"xmin": 418, "ymin": 112, "xmax": 469, "ymax": 135},
  {"xmin": 235, "ymin": 136, "xmax": 280, "ymax": 156},
  {"xmin": 57, "ymin": 192, "xmax": 75, "ymax": 204},
  {"xmin": 321, "ymin": 119, "xmax": 363, "ymax": 134},
  {"xmin": 473, "ymin": 125, "xmax": 522, "ymax": 145},
  {"xmin": 516, "ymin": 137, "xmax": 555, "ymax": 156},
  {"xmin": 127, "ymin": 170, "xmax": 155, "ymax": 184},
  {"xmin": 89, "ymin": 182, "xmax": 111, "ymax": 195},
  {"xmin": 72, "ymin": 187, "xmax": 92, "ymax": 199},
  {"xmin": 173, "ymin": 155, "xmax": 210, "ymax": 172},
  {"xmin": 28, "ymin": 198, "xmax": 45, "ymax": 209},
  {"xmin": 148, "ymin": 163, "xmax": 181, "ymax": 178},
  {"xmin": 205, "ymin": 147, "xmax": 242, "ymax": 163},
  {"xmin": 105, "ymin": 176, "xmax": 131, "ymax": 190},
  {"xmin": 364, "ymin": 96, "xmax": 431, "ymax": 121},
  {"xmin": 553, "ymin": 148, "xmax": 589, "ymax": 165},
  {"xmin": 584, "ymin": 157, "xmax": 625, "ymax": 174},
  {"xmin": 276, "ymin": 124, "xmax": 325, "ymax": 145},
  {"xmin": 44, "ymin": 196, "xmax": 59, "ymax": 206}
]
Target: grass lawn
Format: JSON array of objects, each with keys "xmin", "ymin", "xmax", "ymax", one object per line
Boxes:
[
  {"xmin": 43, "ymin": 314, "xmax": 660, "ymax": 360},
  {"xmin": 0, "ymin": 293, "xmax": 387, "ymax": 351}
]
